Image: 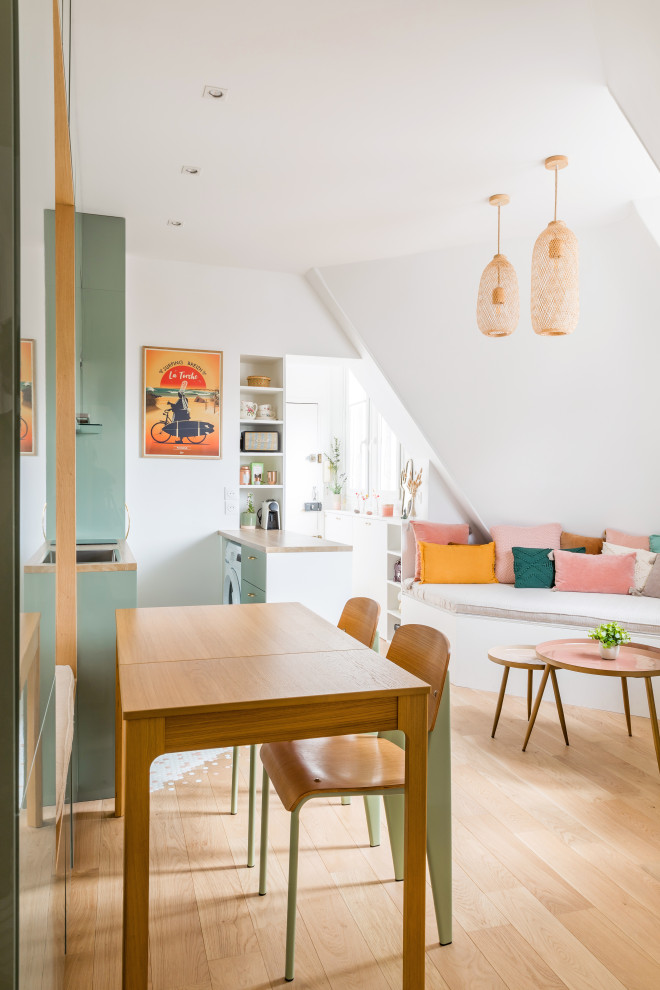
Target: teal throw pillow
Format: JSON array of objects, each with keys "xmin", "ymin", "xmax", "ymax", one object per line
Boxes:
[
  {"xmin": 512, "ymin": 546, "xmax": 585, "ymax": 589},
  {"xmin": 650, "ymin": 535, "xmax": 660, "ymax": 553}
]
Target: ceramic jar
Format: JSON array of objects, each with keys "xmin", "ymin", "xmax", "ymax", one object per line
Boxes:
[{"xmin": 240, "ymin": 465, "xmax": 251, "ymax": 486}]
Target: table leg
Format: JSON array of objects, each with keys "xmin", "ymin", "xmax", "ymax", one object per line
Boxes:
[
  {"xmin": 522, "ymin": 664, "xmax": 550, "ymax": 752},
  {"xmin": 621, "ymin": 678, "xmax": 632, "ymax": 737},
  {"xmin": 115, "ymin": 656, "xmax": 124, "ymax": 817},
  {"xmin": 527, "ymin": 669, "xmax": 533, "ymax": 721},
  {"xmin": 398, "ymin": 692, "xmax": 428, "ymax": 990},
  {"xmin": 427, "ymin": 681, "xmax": 452, "ymax": 945},
  {"xmin": 248, "ymin": 744, "xmax": 257, "ymax": 868},
  {"xmin": 122, "ymin": 717, "xmax": 164, "ymax": 990},
  {"xmin": 549, "ymin": 668, "xmax": 569, "ymax": 746},
  {"xmin": 491, "ymin": 665, "xmax": 510, "ymax": 738},
  {"xmin": 26, "ymin": 639, "xmax": 43, "ymax": 827},
  {"xmin": 644, "ymin": 679, "xmax": 660, "ymax": 774}
]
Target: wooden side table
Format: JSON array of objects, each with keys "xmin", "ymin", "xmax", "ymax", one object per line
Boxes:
[
  {"xmin": 525, "ymin": 639, "xmax": 660, "ymax": 771},
  {"xmin": 488, "ymin": 645, "xmax": 569, "ymax": 744}
]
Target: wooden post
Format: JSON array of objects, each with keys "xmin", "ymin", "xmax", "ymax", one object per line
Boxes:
[{"xmin": 52, "ymin": 0, "xmax": 77, "ymax": 674}]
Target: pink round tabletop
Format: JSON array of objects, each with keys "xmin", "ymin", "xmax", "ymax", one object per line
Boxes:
[{"xmin": 536, "ymin": 639, "xmax": 660, "ymax": 678}]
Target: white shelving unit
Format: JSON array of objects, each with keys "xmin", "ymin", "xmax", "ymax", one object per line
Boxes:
[
  {"xmin": 239, "ymin": 355, "xmax": 286, "ymax": 524},
  {"xmin": 385, "ymin": 520, "xmax": 403, "ymax": 642}
]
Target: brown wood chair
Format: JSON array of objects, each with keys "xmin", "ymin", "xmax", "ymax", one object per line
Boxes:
[
  {"xmin": 258, "ymin": 623, "xmax": 451, "ymax": 980},
  {"xmin": 237, "ymin": 597, "xmax": 381, "ymax": 866},
  {"xmin": 337, "ymin": 596, "xmax": 380, "ymax": 648}
]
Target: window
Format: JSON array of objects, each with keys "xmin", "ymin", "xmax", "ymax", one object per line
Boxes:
[{"xmin": 346, "ymin": 371, "xmax": 401, "ymax": 505}]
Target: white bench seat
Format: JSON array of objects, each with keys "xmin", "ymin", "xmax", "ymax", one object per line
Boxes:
[
  {"xmin": 401, "ymin": 581, "xmax": 660, "ymax": 717},
  {"xmin": 402, "ymin": 580, "xmax": 660, "ymax": 636}
]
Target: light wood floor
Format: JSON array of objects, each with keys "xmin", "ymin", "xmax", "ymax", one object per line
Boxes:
[{"xmin": 64, "ymin": 686, "xmax": 660, "ymax": 990}]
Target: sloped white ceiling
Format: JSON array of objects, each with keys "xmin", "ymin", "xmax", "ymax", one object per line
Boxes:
[
  {"xmin": 594, "ymin": 0, "xmax": 660, "ymax": 171},
  {"xmin": 316, "ymin": 207, "xmax": 660, "ymax": 533},
  {"xmin": 69, "ymin": 0, "xmax": 660, "ymax": 272}
]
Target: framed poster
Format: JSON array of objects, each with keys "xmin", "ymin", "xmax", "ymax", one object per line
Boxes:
[
  {"xmin": 20, "ymin": 339, "xmax": 35, "ymax": 455},
  {"xmin": 143, "ymin": 346, "xmax": 222, "ymax": 458}
]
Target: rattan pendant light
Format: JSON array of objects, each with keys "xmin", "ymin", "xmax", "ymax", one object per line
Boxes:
[
  {"xmin": 476, "ymin": 194, "xmax": 519, "ymax": 337},
  {"xmin": 531, "ymin": 155, "xmax": 579, "ymax": 336}
]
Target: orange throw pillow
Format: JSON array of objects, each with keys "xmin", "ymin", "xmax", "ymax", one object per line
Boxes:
[
  {"xmin": 410, "ymin": 521, "xmax": 470, "ymax": 581},
  {"xmin": 561, "ymin": 531, "xmax": 603, "ymax": 555},
  {"xmin": 419, "ymin": 542, "xmax": 498, "ymax": 584}
]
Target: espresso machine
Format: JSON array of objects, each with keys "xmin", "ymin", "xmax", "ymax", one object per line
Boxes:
[{"xmin": 257, "ymin": 499, "xmax": 281, "ymax": 530}]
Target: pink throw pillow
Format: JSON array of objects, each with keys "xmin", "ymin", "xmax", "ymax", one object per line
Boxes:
[
  {"xmin": 490, "ymin": 523, "xmax": 562, "ymax": 584},
  {"xmin": 605, "ymin": 528, "xmax": 650, "ymax": 551},
  {"xmin": 553, "ymin": 549, "xmax": 635, "ymax": 594},
  {"xmin": 411, "ymin": 521, "xmax": 469, "ymax": 582}
]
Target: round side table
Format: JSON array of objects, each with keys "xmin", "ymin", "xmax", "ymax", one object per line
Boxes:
[
  {"xmin": 525, "ymin": 639, "xmax": 660, "ymax": 772},
  {"xmin": 487, "ymin": 645, "xmax": 567, "ymax": 742}
]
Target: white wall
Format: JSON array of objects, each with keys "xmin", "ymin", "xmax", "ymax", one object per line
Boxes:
[
  {"xmin": 126, "ymin": 256, "xmax": 357, "ymax": 607},
  {"xmin": 317, "ymin": 209, "xmax": 660, "ymax": 535}
]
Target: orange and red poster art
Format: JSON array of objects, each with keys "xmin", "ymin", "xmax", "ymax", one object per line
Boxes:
[
  {"xmin": 20, "ymin": 340, "xmax": 35, "ymax": 455},
  {"xmin": 142, "ymin": 346, "xmax": 222, "ymax": 458}
]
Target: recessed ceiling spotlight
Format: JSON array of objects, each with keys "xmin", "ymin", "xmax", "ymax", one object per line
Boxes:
[
  {"xmin": 203, "ymin": 85, "xmax": 227, "ymax": 100},
  {"xmin": 181, "ymin": 165, "xmax": 201, "ymax": 175},
  {"xmin": 167, "ymin": 219, "xmax": 183, "ymax": 227}
]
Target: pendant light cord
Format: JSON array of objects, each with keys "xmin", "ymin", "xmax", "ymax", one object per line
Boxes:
[
  {"xmin": 554, "ymin": 166, "xmax": 558, "ymax": 222},
  {"xmin": 497, "ymin": 205, "xmax": 501, "ymax": 255}
]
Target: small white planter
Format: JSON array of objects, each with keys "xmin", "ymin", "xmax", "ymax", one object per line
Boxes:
[
  {"xmin": 599, "ymin": 644, "xmax": 620, "ymax": 660},
  {"xmin": 330, "ymin": 494, "xmax": 342, "ymax": 510}
]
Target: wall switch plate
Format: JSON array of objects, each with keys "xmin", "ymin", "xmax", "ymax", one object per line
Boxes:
[
  {"xmin": 224, "ymin": 486, "xmax": 238, "ymax": 500},
  {"xmin": 225, "ymin": 501, "xmax": 238, "ymax": 514},
  {"xmin": 304, "ymin": 501, "xmax": 323, "ymax": 512}
]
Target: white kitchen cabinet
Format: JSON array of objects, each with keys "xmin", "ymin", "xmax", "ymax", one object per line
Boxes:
[
  {"xmin": 352, "ymin": 516, "xmax": 387, "ymax": 605},
  {"xmin": 324, "ymin": 511, "xmax": 401, "ymax": 640},
  {"xmin": 323, "ymin": 511, "xmax": 354, "ymax": 545},
  {"xmin": 219, "ymin": 528, "xmax": 353, "ymax": 626}
]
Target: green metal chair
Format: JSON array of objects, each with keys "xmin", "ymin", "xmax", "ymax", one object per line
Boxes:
[
  {"xmin": 230, "ymin": 597, "xmax": 381, "ymax": 867},
  {"xmin": 258, "ymin": 623, "xmax": 452, "ymax": 981}
]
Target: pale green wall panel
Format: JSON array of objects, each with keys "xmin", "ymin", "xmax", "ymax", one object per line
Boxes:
[
  {"xmin": 75, "ymin": 569, "xmax": 136, "ymax": 801},
  {"xmin": 45, "ymin": 211, "xmax": 126, "ymax": 541}
]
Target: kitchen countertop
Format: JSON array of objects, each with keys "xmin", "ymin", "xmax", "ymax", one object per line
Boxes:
[
  {"xmin": 218, "ymin": 529, "xmax": 352, "ymax": 554},
  {"xmin": 24, "ymin": 540, "xmax": 137, "ymax": 573}
]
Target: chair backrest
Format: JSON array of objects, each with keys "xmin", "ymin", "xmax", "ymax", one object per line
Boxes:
[
  {"xmin": 337, "ymin": 597, "xmax": 381, "ymax": 649},
  {"xmin": 386, "ymin": 624, "xmax": 450, "ymax": 730}
]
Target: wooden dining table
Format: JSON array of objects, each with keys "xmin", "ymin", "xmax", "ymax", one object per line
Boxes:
[{"xmin": 115, "ymin": 601, "xmax": 446, "ymax": 990}]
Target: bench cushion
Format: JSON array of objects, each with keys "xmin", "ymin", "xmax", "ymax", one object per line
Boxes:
[{"xmin": 403, "ymin": 580, "xmax": 660, "ymax": 635}]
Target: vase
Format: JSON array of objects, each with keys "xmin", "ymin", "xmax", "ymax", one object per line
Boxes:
[
  {"xmin": 240, "ymin": 512, "xmax": 256, "ymax": 529},
  {"xmin": 599, "ymin": 644, "xmax": 619, "ymax": 660},
  {"xmin": 331, "ymin": 493, "xmax": 341, "ymax": 510}
]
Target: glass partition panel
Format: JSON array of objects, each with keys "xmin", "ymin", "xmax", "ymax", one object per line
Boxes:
[{"xmin": 17, "ymin": 0, "xmax": 63, "ymax": 984}]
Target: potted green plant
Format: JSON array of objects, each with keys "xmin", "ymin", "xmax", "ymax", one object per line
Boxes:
[
  {"xmin": 326, "ymin": 436, "xmax": 347, "ymax": 511},
  {"xmin": 588, "ymin": 621, "xmax": 631, "ymax": 660},
  {"xmin": 240, "ymin": 492, "xmax": 257, "ymax": 530}
]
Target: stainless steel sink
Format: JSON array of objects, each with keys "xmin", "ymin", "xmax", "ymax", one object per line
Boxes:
[{"xmin": 42, "ymin": 546, "xmax": 119, "ymax": 564}]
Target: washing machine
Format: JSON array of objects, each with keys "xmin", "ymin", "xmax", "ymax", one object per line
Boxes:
[{"xmin": 223, "ymin": 541, "xmax": 242, "ymax": 603}]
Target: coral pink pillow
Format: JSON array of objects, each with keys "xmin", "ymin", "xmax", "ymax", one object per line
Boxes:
[
  {"xmin": 411, "ymin": 521, "xmax": 469, "ymax": 582},
  {"xmin": 605, "ymin": 528, "xmax": 650, "ymax": 551},
  {"xmin": 553, "ymin": 549, "xmax": 635, "ymax": 594},
  {"xmin": 490, "ymin": 523, "xmax": 562, "ymax": 584}
]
